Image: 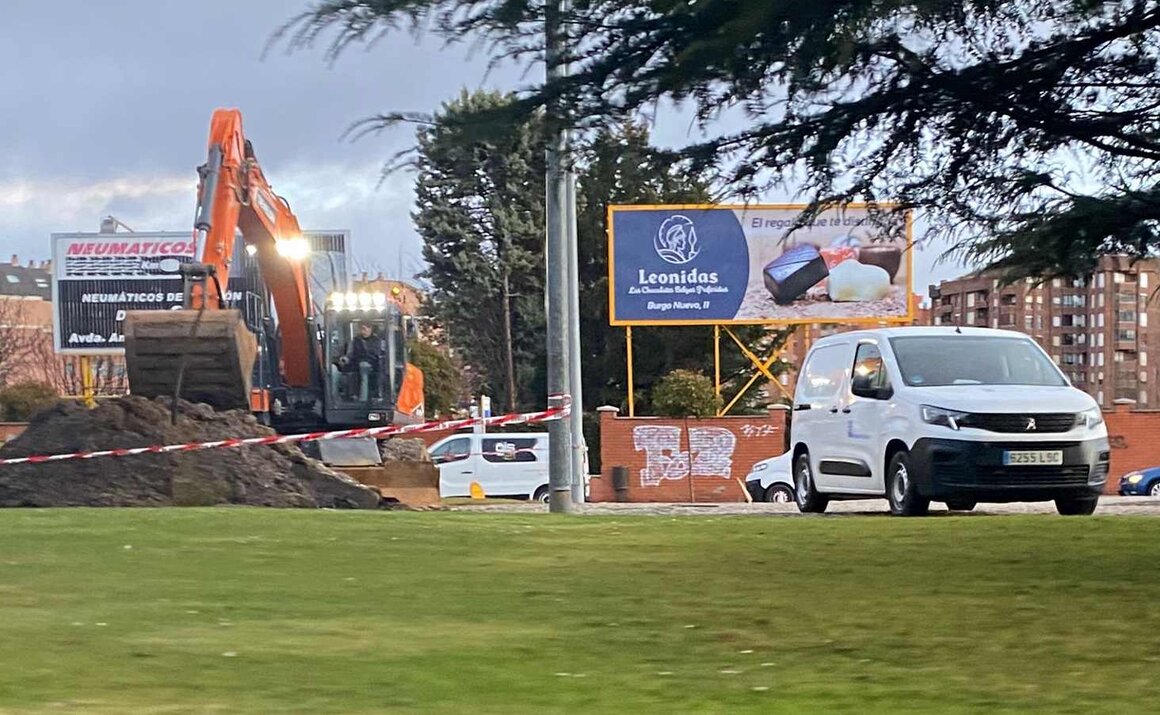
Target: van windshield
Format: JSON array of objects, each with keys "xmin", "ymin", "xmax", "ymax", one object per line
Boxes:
[{"xmin": 888, "ymin": 336, "xmax": 1067, "ymax": 387}]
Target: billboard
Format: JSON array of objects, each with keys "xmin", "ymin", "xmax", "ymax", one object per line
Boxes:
[
  {"xmin": 52, "ymin": 230, "xmax": 350, "ymax": 355},
  {"xmin": 608, "ymin": 204, "xmax": 913, "ymax": 326}
]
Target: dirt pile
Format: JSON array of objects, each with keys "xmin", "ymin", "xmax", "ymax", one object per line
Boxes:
[{"xmin": 0, "ymin": 396, "xmax": 381, "ymax": 509}]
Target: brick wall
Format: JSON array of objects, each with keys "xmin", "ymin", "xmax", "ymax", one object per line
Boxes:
[
  {"xmin": 1104, "ymin": 402, "xmax": 1160, "ymax": 492},
  {"xmin": 590, "ymin": 407, "xmax": 788, "ymax": 503}
]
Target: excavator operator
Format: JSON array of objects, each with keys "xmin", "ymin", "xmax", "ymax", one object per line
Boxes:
[{"xmin": 332, "ymin": 321, "xmax": 383, "ymax": 402}]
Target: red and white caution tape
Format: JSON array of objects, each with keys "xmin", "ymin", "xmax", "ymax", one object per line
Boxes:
[{"xmin": 0, "ymin": 404, "xmax": 569, "ymax": 467}]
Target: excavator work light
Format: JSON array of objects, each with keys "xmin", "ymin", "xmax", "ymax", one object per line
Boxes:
[{"xmin": 275, "ymin": 236, "xmax": 311, "ymax": 260}]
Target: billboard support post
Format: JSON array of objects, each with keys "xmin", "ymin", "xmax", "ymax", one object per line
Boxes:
[
  {"xmin": 713, "ymin": 325, "xmax": 721, "ymax": 401},
  {"xmin": 718, "ymin": 328, "xmax": 793, "ymax": 416},
  {"xmin": 79, "ymin": 355, "xmax": 95, "ymax": 408},
  {"xmin": 625, "ymin": 326, "xmax": 635, "ymax": 417}
]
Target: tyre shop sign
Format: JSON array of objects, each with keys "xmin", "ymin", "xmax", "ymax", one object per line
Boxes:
[{"xmin": 51, "ymin": 233, "xmax": 234, "ymax": 355}]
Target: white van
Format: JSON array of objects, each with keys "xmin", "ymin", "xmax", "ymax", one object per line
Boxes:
[
  {"xmin": 428, "ymin": 432, "xmax": 550, "ymax": 502},
  {"xmin": 791, "ymin": 327, "xmax": 1110, "ymax": 516}
]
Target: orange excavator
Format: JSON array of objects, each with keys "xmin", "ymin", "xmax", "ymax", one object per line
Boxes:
[{"xmin": 122, "ymin": 109, "xmax": 425, "ymax": 433}]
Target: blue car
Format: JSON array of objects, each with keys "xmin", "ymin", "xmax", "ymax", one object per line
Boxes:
[{"xmin": 1119, "ymin": 467, "xmax": 1160, "ymax": 497}]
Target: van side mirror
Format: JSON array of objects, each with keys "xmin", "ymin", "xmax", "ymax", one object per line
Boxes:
[
  {"xmin": 851, "ymin": 373, "xmax": 873, "ymax": 396},
  {"xmin": 852, "ymin": 375, "xmax": 892, "ymax": 401}
]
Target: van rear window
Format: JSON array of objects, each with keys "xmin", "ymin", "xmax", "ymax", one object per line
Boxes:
[{"xmin": 888, "ymin": 336, "xmax": 1066, "ymax": 387}]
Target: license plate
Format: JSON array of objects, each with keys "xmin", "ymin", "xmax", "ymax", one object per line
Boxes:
[{"xmin": 1003, "ymin": 450, "xmax": 1064, "ymax": 466}]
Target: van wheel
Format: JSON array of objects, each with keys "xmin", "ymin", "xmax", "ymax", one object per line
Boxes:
[
  {"xmin": 533, "ymin": 486, "xmax": 550, "ymax": 504},
  {"xmin": 1055, "ymin": 496, "xmax": 1098, "ymax": 515},
  {"xmin": 793, "ymin": 453, "xmax": 829, "ymax": 513},
  {"xmin": 945, "ymin": 499, "xmax": 976, "ymax": 512},
  {"xmin": 763, "ymin": 484, "xmax": 795, "ymax": 504},
  {"xmin": 887, "ymin": 451, "xmax": 929, "ymax": 516}
]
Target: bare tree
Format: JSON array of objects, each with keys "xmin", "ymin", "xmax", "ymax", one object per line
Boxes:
[{"xmin": 0, "ymin": 299, "xmax": 43, "ymax": 386}]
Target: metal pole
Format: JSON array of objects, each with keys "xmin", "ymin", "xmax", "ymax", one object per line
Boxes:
[
  {"xmin": 625, "ymin": 326, "xmax": 635, "ymax": 417},
  {"xmin": 80, "ymin": 355, "xmax": 96, "ymax": 408},
  {"xmin": 545, "ymin": 0, "xmax": 574, "ymax": 512},
  {"xmin": 566, "ymin": 169, "xmax": 586, "ymax": 503},
  {"xmin": 713, "ymin": 324, "xmax": 721, "ymax": 414}
]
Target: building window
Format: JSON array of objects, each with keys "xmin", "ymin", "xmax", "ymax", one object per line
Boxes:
[
  {"xmin": 1119, "ymin": 310, "xmax": 1137, "ymax": 322},
  {"xmin": 1142, "ymin": 313, "xmax": 1149, "ymax": 328},
  {"xmin": 966, "ymin": 310, "xmax": 975, "ymax": 324},
  {"xmin": 1142, "ymin": 352, "xmax": 1148, "ymax": 367},
  {"xmin": 1142, "ymin": 273, "xmax": 1150, "ymax": 289},
  {"xmin": 1118, "ymin": 329, "xmax": 1137, "ymax": 342},
  {"xmin": 1098, "ymin": 314, "xmax": 1104, "ymax": 328},
  {"xmin": 1115, "ymin": 351, "xmax": 1126, "ymax": 363},
  {"xmin": 1052, "ymin": 335, "xmax": 1061, "ymax": 347},
  {"xmin": 1036, "ymin": 316, "xmax": 1044, "ymax": 329},
  {"xmin": 1001, "ymin": 294, "xmax": 1017, "ymax": 306},
  {"xmin": 1142, "ymin": 390, "xmax": 1149, "ymax": 405},
  {"xmin": 1114, "ymin": 272, "xmax": 1126, "ymax": 284},
  {"xmin": 4, "ymin": 275, "xmax": 18, "ymax": 284},
  {"xmin": 967, "ymin": 294, "xmax": 975, "ymax": 308},
  {"xmin": 1024, "ymin": 315, "xmax": 1033, "ymax": 330},
  {"xmin": 1098, "ymin": 274, "xmax": 1106, "ymax": 289}
]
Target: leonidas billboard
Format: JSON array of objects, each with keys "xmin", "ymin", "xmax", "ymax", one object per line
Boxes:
[{"xmin": 608, "ymin": 204, "xmax": 913, "ymax": 326}]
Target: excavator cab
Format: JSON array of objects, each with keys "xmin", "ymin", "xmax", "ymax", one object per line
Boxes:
[{"xmin": 321, "ymin": 291, "xmax": 417, "ymax": 427}]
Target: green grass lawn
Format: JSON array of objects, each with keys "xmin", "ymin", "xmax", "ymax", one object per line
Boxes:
[{"xmin": 0, "ymin": 509, "xmax": 1156, "ymax": 713}]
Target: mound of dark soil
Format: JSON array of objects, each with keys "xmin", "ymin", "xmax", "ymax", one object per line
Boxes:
[{"xmin": 0, "ymin": 396, "xmax": 380, "ymax": 509}]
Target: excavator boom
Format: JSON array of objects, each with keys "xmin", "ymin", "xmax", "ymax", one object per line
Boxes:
[{"xmin": 124, "ymin": 109, "xmax": 317, "ymax": 411}]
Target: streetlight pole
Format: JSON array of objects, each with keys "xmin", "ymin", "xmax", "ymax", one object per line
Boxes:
[{"xmin": 544, "ymin": 0, "xmax": 575, "ymax": 513}]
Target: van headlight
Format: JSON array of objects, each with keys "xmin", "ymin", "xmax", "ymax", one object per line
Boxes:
[
  {"xmin": 1077, "ymin": 407, "xmax": 1104, "ymax": 429},
  {"xmin": 921, "ymin": 405, "xmax": 968, "ymax": 430},
  {"xmin": 750, "ymin": 462, "xmax": 768, "ymax": 472},
  {"xmin": 1125, "ymin": 472, "xmax": 1143, "ymax": 484}
]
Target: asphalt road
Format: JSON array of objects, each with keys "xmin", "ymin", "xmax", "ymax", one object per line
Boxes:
[{"xmin": 452, "ymin": 495, "xmax": 1160, "ymax": 516}]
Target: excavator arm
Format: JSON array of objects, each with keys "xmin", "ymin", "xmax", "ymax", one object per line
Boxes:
[{"xmin": 124, "ymin": 109, "xmax": 320, "ymax": 409}]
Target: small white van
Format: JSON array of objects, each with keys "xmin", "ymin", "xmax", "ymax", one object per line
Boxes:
[
  {"xmin": 791, "ymin": 327, "xmax": 1110, "ymax": 516},
  {"xmin": 428, "ymin": 432, "xmax": 550, "ymax": 502}
]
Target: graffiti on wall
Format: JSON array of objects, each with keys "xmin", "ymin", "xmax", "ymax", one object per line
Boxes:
[{"xmin": 633, "ymin": 425, "xmax": 739, "ymax": 487}]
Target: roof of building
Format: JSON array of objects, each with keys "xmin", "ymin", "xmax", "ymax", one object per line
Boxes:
[{"xmin": 0, "ymin": 258, "xmax": 51, "ymax": 299}]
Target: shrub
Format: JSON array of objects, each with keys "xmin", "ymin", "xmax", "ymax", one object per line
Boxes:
[
  {"xmin": 0, "ymin": 382, "xmax": 59, "ymax": 421},
  {"xmin": 651, "ymin": 370, "xmax": 721, "ymax": 418}
]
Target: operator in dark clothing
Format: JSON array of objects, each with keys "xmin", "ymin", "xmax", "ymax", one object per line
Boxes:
[{"xmin": 331, "ymin": 321, "xmax": 382, "ymax": 401}]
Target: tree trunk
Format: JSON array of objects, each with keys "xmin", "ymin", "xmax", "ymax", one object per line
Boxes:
[{"xmin": 501, "ymin": 269, "xmax": 518, "ymax": 413}]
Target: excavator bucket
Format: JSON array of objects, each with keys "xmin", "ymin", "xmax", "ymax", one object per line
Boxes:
[
  {"xmin": 123, "ymin": 309, "xmax": 258, "ymax": 410},
  {"xmin": 311, "ymin": 438, "xmax": 442, "ymax": 508}
]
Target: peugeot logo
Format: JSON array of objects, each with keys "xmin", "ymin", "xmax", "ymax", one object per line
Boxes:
[{"xmin": 1025, "ymin": 417, "xmax": 1037, "ymax": 431}]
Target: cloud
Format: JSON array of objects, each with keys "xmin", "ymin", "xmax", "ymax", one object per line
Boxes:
[{"xmin": 0, "ymin": 162, "xmax": 423, "ymax": 277}]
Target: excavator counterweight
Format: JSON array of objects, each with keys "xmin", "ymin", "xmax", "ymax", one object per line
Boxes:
[{"xmin": 124, "ymin": 309, "xmax": 257, "ymax": 410}]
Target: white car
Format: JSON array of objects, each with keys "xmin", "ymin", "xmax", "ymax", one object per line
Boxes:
[
  {"xmin": 791, "ymin": 327, "xmax": 1110, "ymax": 516},
  {"xmin": 744, "ymin": 453, "xmax": 796, "ymax": 503}
]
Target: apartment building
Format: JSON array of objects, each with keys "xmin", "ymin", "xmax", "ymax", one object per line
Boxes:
[{"xmin": 928, "ymin": 256, "xmax": 1160, "ymax": 408}]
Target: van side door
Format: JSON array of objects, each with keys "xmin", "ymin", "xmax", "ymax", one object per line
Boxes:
[
  {"xmin": 480, "ymin": 436, "xmax": 543, "ymax": 498},
  {"xmin": 794, "ymin": 343, "xmax": 853, "ymax": 493},
  {"xmin": 843, "ymin": 341, "xmax": 894, "ymax": 494}
]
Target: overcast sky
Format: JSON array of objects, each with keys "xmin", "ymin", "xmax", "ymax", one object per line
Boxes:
[{"xmin": 0, "ymin": 0, "xmax": 968, "ymax": 291}]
